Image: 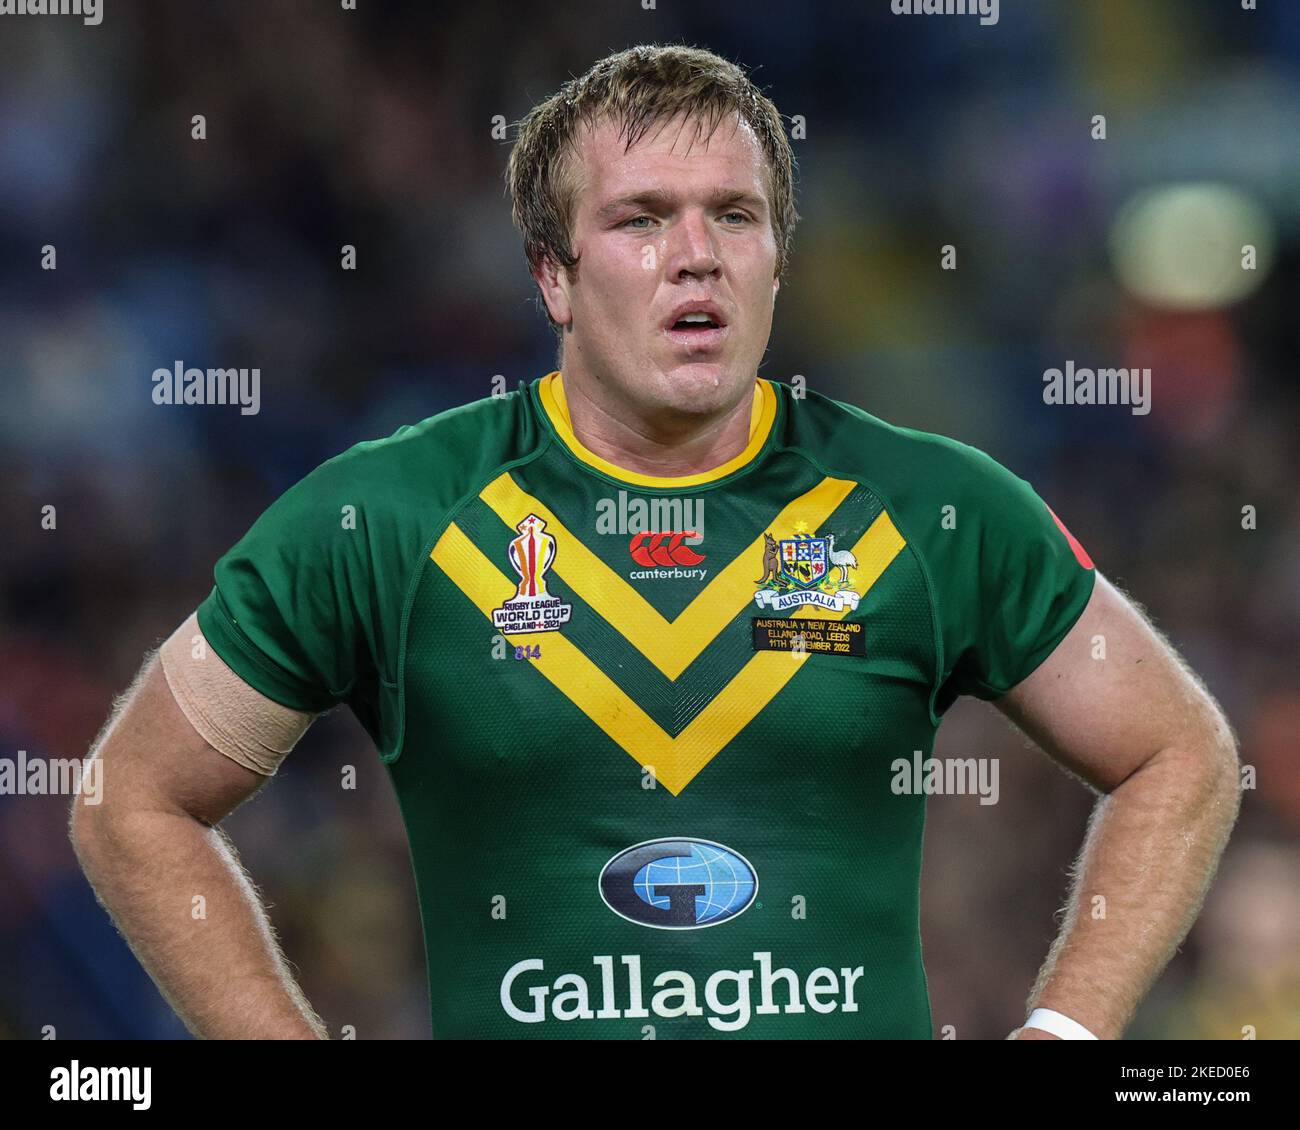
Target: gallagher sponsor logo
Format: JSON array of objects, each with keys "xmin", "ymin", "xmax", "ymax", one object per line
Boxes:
[
  {"xmin": 628, "ymin": 531, "xmax": 707, "ymax": 580},
  {"xmin": 598, "ymin": 837, "xmax": 757, "ymax": 930},
  {"xmin": 499, "ymin": 840, "xmax": 866, "ymax": 1031}
]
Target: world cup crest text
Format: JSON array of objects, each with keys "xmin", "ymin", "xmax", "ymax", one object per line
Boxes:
[{"xmin": 492, "ymin": 513, "xmax": 573, "ymax": 633}]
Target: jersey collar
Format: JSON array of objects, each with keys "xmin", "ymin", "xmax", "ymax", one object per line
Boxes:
[{"xmin": 535, "ymin": 370, "xmax": 778, "ymax": 489}]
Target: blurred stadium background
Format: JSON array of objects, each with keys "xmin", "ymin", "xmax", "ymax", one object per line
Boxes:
[{"xmin": 1, "ymin": 0, "xmax": 1297, "ymax": 1039}]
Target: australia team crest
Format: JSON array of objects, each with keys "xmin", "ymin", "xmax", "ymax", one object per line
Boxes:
[
  {"xmin": 753, "ymin": 530, "xmax": 861, "ymax": 612},
  {"xmin": 491, "ymin": 513, "xmax": 573, "ymax": 634}
]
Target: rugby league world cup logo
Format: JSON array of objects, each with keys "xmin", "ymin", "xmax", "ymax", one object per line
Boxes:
[{"xmin": 491, "ymin": 513, "xmax": 573, "ymax": 634}]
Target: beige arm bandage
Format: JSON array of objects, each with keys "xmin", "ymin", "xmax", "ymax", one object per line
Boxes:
[{"xmin": 159, "ymin": 612, "xmax": 316, "ymax": 776}]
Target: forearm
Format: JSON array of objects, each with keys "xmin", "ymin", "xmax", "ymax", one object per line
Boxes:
[
  {"xmin": 73, "ymin": 804, "xmax": 326, "ymax": 1040},
  {"xmin": 1023, "ymin": 742, "xmax": 1240, "ymax": 1038}
]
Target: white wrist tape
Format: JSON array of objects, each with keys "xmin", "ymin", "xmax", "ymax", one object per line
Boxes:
[{"xmin": 1023, "ymin": 1008, "xmax": 1099, "ymax": 1040}]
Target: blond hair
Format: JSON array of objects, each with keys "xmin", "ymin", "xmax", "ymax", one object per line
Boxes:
[{"xmin": 505, "ymin": 44, "xmax": 798, "ymax": 331}]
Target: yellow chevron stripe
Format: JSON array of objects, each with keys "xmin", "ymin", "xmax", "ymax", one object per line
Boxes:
[
  {"xmin": 479, "ymin": 473, "xmax": 858, "ymax": 679},
  {"xmin": 430, "ymin": 510, "xmax": 906, "ymax": 795}
]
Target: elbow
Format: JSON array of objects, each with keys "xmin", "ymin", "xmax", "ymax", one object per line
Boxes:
[
  {"xmin": 1204, "ymin": 706, "xmax": 1242, "ymax": 801},
  {"xmin": 1176, "ymin": 709, "xmax": 1242, "ymax": 829},
  {"xmin": 68, "ymin": 763, "xmax": 116, "ymax": 867},
  {"xmin": 68, "ymin": 788, "xmax": 102, "ymax": 866},
  {"xmin": 1202, "ymin": 732, "xmax": 1243, "ymax": 850}
]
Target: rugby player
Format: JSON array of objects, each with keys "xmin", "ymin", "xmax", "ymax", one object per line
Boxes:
[{"xmin": 70, "ymin": 44, "xmax": 1241, "ymax": 1040}]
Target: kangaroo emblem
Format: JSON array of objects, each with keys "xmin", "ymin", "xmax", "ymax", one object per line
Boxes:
[{"xmin": 755, "ymin": 532, "xmax": 781, "ymax": 584}]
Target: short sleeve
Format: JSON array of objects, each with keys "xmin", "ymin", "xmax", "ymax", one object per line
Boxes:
[
  {"xmin": 196, "ymin": 460, "xmax": 374, "ymax": 714},
  {"xmin": 933, "ymin": 450, "xmax": 1096, "ymax": 710}
]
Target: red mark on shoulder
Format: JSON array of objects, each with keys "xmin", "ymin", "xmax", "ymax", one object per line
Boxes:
[{"xmin": 1046, "ymin": 505, "xmax": 1095, "ymax": 570}]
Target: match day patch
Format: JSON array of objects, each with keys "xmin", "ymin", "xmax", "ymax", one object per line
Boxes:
[{"xmin": 751, "ymin": 617, "xmax": 866, "ymax": 657}]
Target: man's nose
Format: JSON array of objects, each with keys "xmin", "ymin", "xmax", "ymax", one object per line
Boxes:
[{"xmin": 666, "ymin": 210, "xmax": 722, "ymax": 279}]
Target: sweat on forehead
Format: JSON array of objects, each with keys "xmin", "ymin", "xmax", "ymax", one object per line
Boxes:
[{"xmin": 563, "ymin": 111, "xmax": 765, "ymax": 211}]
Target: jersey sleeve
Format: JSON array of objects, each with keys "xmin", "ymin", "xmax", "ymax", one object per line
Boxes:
[
  {"xmin": 931, "ymin": 447, "xmax": 1096, "ymax": 710},
  {"xmin": 196, "ymin": 457, "xmax": 376, "ymax": 714}
]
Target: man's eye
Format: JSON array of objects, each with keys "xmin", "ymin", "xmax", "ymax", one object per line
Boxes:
[
  {"xmin": 722, "ymin": 211, "xmax": 749, "ymax": 225},
  {"xmin": 624, "ymin": 215, "xmax": 653, "ymax": 230}
]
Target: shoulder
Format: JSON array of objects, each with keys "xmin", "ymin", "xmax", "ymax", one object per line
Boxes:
[
  {"xmin": 775, "ymin": 386, "xmax": 1095, "ymax": 706},
  {"xmin": 775, "ymin": 382, "xmax": 1031, "ymax": 514},
  {"xmin": 223, "ymin": 384, "xmax": 545, "ymax": 577},
  {"xmin": 272, "ymin": 384, "xmax": 543, "ymax": 525}
]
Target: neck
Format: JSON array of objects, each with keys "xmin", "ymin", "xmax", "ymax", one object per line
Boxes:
[{"xmin": 559, "ymin": 371, "xmax": 757, "ymax": 479}]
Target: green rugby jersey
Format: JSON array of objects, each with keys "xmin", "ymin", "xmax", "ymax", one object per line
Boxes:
[{"xmin": 196, "ymin": 370, "xmax": 1095, "ymax": 1039}]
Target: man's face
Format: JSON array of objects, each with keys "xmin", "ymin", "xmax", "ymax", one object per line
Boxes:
[{"xmin": 539, "ymin": 110, "xmax": 780, "ymax": 422}]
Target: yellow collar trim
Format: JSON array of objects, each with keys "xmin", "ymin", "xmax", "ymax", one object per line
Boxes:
[{"xmin": 536, "ymin": 371, "xmax": 777, "ymax": 488}]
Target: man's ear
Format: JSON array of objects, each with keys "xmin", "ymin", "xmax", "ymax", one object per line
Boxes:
[
  {"xmin": 535, "ymin": 256, "xmax": 574, "ymax": 330},
  {"xmin": 772, "ymin": 274, "xmax": 780, "ymax": 301}
]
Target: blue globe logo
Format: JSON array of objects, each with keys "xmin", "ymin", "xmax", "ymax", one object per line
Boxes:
[{"xmin": 599, "ymin": 838, "xmax": 758, "ymax": 929}]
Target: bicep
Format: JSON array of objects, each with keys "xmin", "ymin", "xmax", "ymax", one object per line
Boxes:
[
  {"xmin": 82, "ymin": 655, "xmax": 269, "ymax": 831},
  {"xmin": 993, "ymin": 572, "xmax": 1231, "ymax": 794}
]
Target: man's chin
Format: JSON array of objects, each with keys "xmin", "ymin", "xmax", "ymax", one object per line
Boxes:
[{"xmin": 657, "ymin": 359, "xmax": 750, "ymax": 403}]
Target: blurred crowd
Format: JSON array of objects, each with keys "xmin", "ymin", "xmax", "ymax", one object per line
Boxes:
[{"xmin": 1, "ymin": 0, "xmax": 1297, "ymax": 1039}]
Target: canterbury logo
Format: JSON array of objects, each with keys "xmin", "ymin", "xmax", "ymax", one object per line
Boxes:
[{"xmin": 629, "ymin": 531, "xmax": 706, "ymax": 567}]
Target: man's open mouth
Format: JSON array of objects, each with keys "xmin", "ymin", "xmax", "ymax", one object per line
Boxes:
[{"xmin": 671, "ymin": 314, "xmax": 722, "ymax": 331}]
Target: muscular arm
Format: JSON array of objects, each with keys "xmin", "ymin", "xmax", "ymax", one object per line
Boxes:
[
  {"xmin": 995, "ymin": 573, "xmax": 1241, "ymax": 1040},
  {"xmin": 68, "ymin": 652, "xmax": 327, "ymax": 1040}
]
